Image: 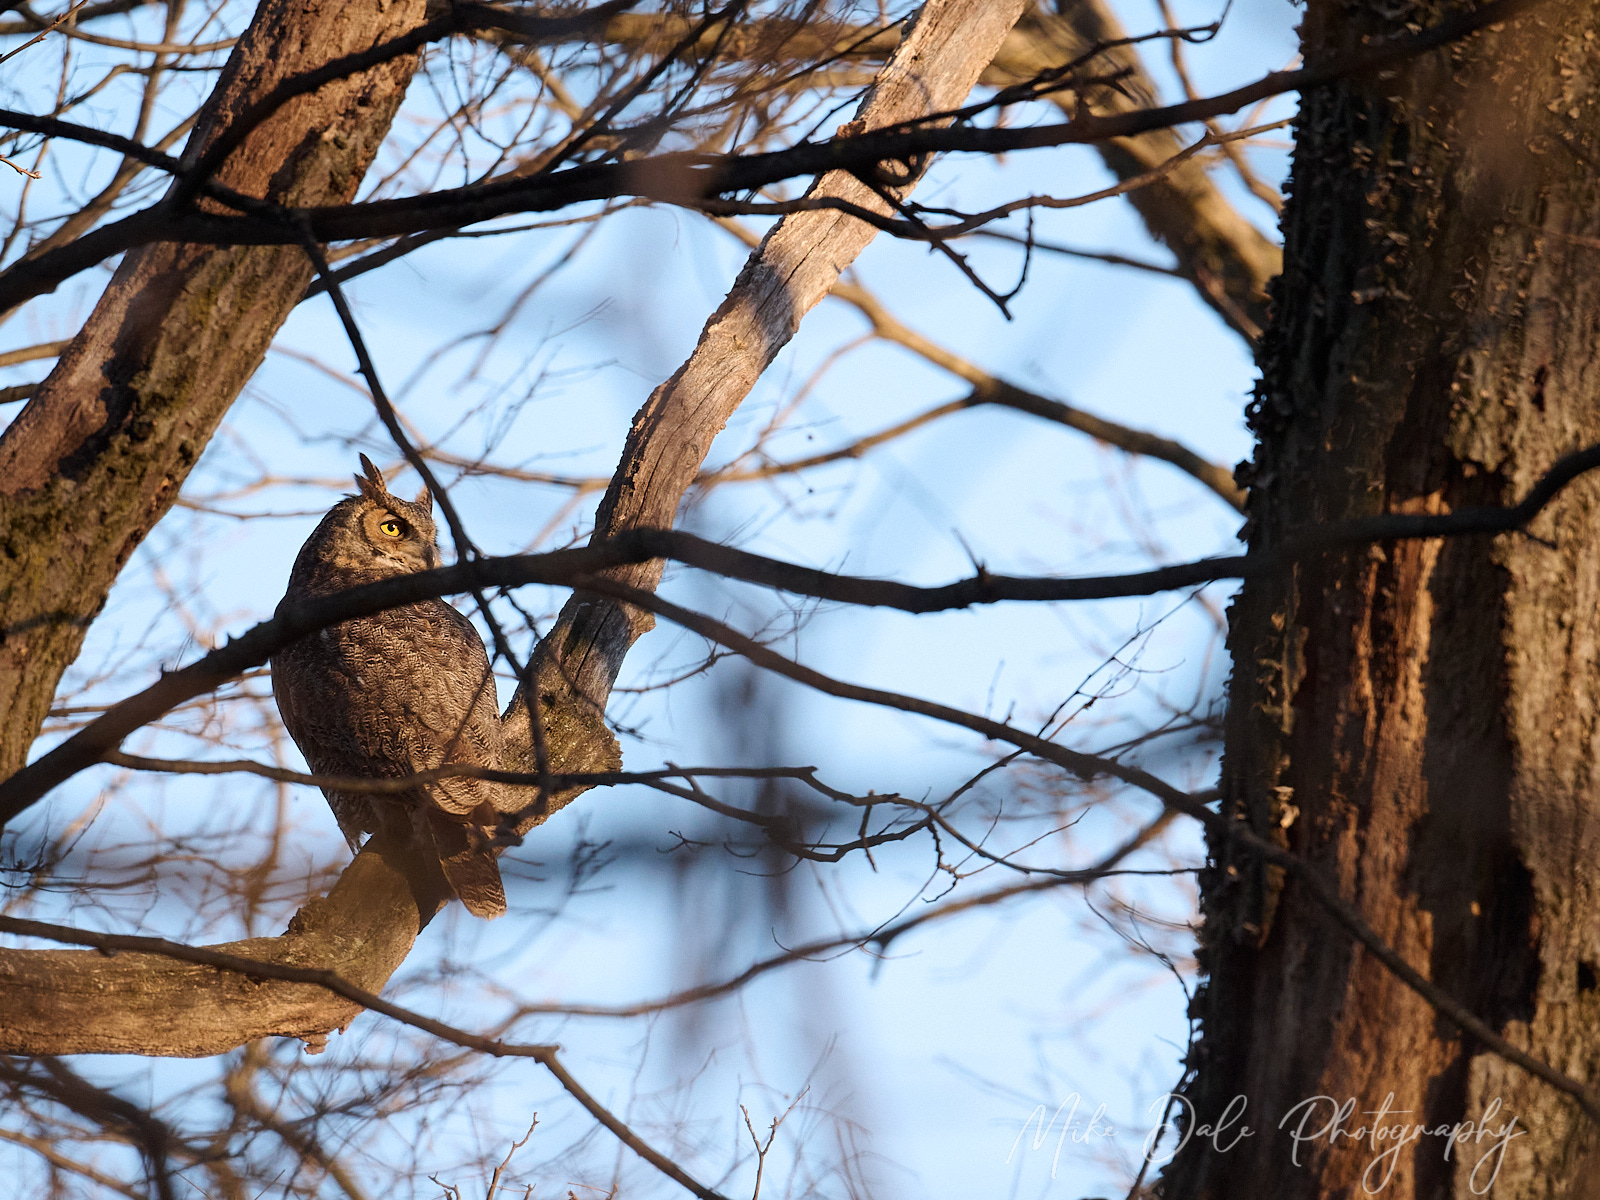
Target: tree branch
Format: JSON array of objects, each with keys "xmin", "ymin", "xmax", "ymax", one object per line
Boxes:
[
  {"xmin": 0, "ymin": 0, "xmax": 1033, "ymax": 1084},
  {"xmin": 498, "ymin": 0, "xmax": 1034, "ymax": 825},
  {"xmin": 0, "ymin": 0, "xmax": 1547, "ymax": 316},
  {"xmin": 0, "ymin": 915, "xmax": 731, "ymax": 1200},
  {"xmin": 707, "ymin": 217, "xmax": 1243, "ymax": 507},
  {"xmin": 8, "ymin": 437, "xmax": 1600, "ymax": 824}
]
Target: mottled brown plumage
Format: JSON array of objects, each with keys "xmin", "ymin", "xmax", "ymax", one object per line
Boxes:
[{"xmin": 271, "ymin": 456, "xmax": 512, "ymax": 918}]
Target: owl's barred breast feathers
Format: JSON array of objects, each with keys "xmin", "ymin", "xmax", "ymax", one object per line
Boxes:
[{"xmin": 270, "ymin": 456, "xmax": 516, "ymax": 919}]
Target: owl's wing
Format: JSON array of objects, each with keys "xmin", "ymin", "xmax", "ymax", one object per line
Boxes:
[
  {"xmin": 272, "ymin": 599, "xmax": 518, "ymax": 918},
  {"xmin": 402, "ymin": 605, "xmax": 516, "ymax": 819},
  {"xmin": 373, "ymin": 603, "xmax": 517, "ymax": 918}
]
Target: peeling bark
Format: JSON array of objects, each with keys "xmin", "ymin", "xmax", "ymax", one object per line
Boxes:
[{"xmin": 1166, "ymin": 3, "xmax": 1600, "ymax": 1197}]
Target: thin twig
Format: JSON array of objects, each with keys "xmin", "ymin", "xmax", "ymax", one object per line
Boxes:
[
  {"xmin": 0, "ymin": 0, "xmax": 88, "ymax": 67},
  {"xmin": 7, "ymin": 437, "xmax": 1600, "ymax": 823},
  {"xmin": 577, "ymin": 583, "xmax": 1600, "ymax": 1125},
  {"xmin": 0, "ymin": 915, "xmax": 733, "ymax": 1200}
]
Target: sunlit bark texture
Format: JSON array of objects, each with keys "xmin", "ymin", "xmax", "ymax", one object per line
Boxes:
[
  {"xmin": 0, "ymin": 0, "xmax": 1027, "ymax": 1056},
  {"xmin": 0, "ymin": 0, "xmax": 429, "ymax": 780},
  {"xmin": 1167, "ymin": 2, "xmax": 1600, "ymax": 1196}
]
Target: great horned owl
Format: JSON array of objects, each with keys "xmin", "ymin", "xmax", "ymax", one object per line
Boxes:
[{"xmin": 271, "ymin": 455, "xmax": 513, "ymax": 919}]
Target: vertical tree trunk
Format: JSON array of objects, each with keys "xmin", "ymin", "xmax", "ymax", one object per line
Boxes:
[
  {"xmin": 1167, "ymin": 3, "xmax": 1600, "ymax": 1197},
  {"xmin": 0, "ymin": 0, "xmax": 428, "ymax": 780}
]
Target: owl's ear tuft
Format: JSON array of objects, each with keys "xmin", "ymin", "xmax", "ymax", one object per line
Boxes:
[
  {"xmin": 414, "ymin": 483, "xmax": 432, "ymax": 511},
  {"xmin": 355, "ymin": 454, "xmax": 387, "ymax": 502}
]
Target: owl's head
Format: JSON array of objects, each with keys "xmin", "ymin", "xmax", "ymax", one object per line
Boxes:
[{"xmin": 288, "ymin": 455, "xmax": 442, "ymax": 590}]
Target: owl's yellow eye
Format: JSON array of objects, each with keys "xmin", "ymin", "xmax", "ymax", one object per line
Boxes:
[{"xmin": 378, "ymin": 519, "xmax": 403, "ymax": 538}]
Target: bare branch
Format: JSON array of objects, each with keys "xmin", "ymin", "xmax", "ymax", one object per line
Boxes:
[
  {"xmin": 707, "ymin": 217, "xmax": 1242, "ymax": 507},
  {"xmin": 8, "ymin": 435, "xmax": 1600, "ymax": 823},
  {"xmin": 0, "ymin": 0, "xmax": 1546, "ymax": 316},
  {"xmin": 578, "ymin": 581, "xmax": 1600, "ymax": 1125},
  {"xmin": 500, "ymin": 0, "xmax": 1035, "ymax": 809},
  {"xmin": 0, "ymin": 340, "xmax": 63, "ymax": 368},
  {"xmin": 0, "ymin": 915, "xmax": 732, "ymax": 1200}
]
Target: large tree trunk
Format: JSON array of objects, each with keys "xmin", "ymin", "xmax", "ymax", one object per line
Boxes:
[
  {"xmin": 1166, "ymin": 2, "xmax": 1600, "ymax": 1197},
  {"xmin": 0, "ymin": 0, "xmax": 429, "ymax": 780}
]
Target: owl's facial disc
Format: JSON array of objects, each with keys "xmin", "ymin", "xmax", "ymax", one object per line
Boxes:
[{"xmin": 360, "ymin": 503, "xmax": 440, "ymax": 573}]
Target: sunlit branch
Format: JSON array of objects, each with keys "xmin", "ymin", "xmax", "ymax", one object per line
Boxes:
[
  {"xmin": 0, "ymin": 0, "xmax": 1547, "ymax": 315},
  {"xmin": 0, "ymin": 0, "xmax": 89, "ymax": 67},
  {"xmin": 0, "ymin": 915, "xmax": 733, "ymax": 1200}
]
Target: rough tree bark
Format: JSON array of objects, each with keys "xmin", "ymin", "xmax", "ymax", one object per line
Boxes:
[
  {"xmin": 0, "ymin": 0, "xmax": 435, "ymax": 1057},
  {"xmin": 1166, "ymin": 2, "xmax": 1600, "ymax": 1196},
  {"xmin": 0, "ymin": 0, "xmax": 1027, "ymax": 1056},
  {"xmin": 0, "ymin": 0, "xmax": 431, "ymax": 779},
  {"xmin": 501, "ymin": 0, "xmax": 1030, "ymax": 804}
]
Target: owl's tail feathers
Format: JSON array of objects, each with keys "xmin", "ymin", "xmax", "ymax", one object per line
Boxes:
[{"xmin": 425, "ymin": 810, "xmax": 507, "ymax": 919}]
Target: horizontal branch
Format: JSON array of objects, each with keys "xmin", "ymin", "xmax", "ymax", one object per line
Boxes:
[
  {"xmin": 583, "ymin": 580, "xmax": 1600, "ymax": 1125},
  {"xmin": 699, "ymin": 118, "xmax": 1290, "ymax": 245},
  {"xmin": 0, "ymin": 107, "xmax": 185, "ymax": 172},
  {"xmin": 0, "ymin": 338, "xmax": 66, "ymax": 367},
  {"xmin": 0, "ymin": 0, "xmax": 1547, "ymax": 314},
  {"xmin": 513, "ymin": 812, "xmax": 1181, "ymax": 1017},
  {"xmin": 5, "ymin": 437, "xmax": 1599, "ymax": 825},
  {"xmin": 0, "ymin": 915, "xmax": 555, "ymax": 1057},
  {"xmin": 0, "ymin": 914, "xmax": 731, "ymax": 1200},
  {"xmin": 101, "ymin": 749, "xmax": 831, "ymax": 796}
]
